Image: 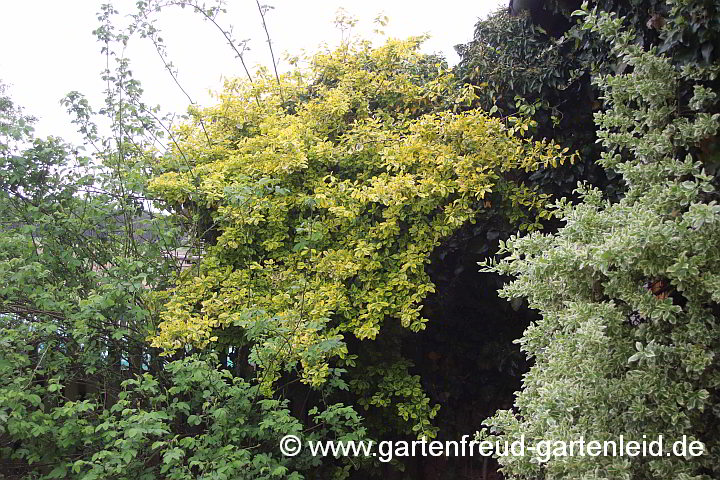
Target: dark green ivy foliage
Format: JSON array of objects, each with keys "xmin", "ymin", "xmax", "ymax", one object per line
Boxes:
[{"xmin": 455, "ymin": 0, "xmax": 720, "ymax": 199}]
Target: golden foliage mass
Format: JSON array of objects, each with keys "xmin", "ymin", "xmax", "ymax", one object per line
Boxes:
[{"xmin": 147, "ymin": 39, "xmax": 570, "ymax": 433}]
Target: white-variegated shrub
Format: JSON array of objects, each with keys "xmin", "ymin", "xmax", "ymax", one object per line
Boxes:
[{"xmin": 483, "ymin": 5, "xmax": 720, "ymax": 479}]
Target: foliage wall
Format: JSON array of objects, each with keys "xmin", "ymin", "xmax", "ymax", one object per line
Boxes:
[{"xmin": 2, "ymin": 1, "xmax": 720, "ymax": 479}]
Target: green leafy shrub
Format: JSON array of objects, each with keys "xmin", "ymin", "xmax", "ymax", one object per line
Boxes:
[{"xmin": 0, "ymin": 81, "xmax": 372, "ymax": 479}]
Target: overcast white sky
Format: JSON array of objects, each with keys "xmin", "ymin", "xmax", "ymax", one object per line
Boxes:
[{"xmin": 0, "ymin": 1, "xmax": 504, "ymax": 143}]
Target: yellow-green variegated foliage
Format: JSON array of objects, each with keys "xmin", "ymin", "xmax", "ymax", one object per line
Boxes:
[{"xmin": 148, "ymin": 38, "xmax": 570, "ymax": 435}]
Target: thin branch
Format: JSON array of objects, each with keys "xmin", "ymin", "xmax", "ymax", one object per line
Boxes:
[
  {"xmin": 135, "ymin": 12, "xmax": 214, "ymax": 146},
  {"xmin": 255, "ymin": 0, "xmax": 284, "ymax": 102},
  {"xmin": 24, "ymin": 342, "xmax": 51, "ymax": 389}
]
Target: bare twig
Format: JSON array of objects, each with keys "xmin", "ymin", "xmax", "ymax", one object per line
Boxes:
[{"xmin": 255, "ymin": 1, "xmax": 284, "ymax": 102}]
